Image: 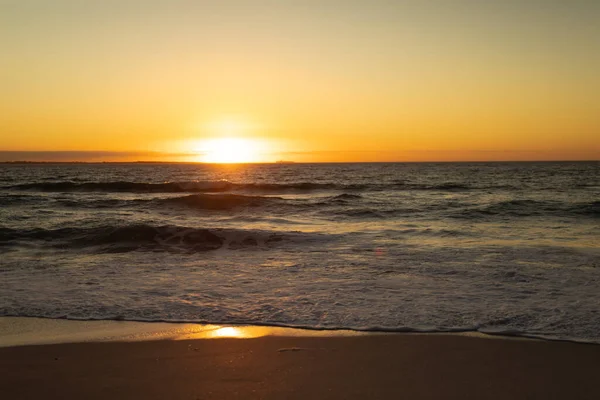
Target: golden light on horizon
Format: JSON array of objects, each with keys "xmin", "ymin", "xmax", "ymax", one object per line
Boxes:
[
  {"xmin": 194, "ymin": 137, "xmax": 266, "ymax": 163},
  {"xmin": 186, "ymin": 116, "xmax": 271, "ymax": 163}
]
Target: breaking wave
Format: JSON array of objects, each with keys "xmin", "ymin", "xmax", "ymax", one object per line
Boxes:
[
  {"xmin": 3, "ymin": 191, "xmax": 597, "ymax": 220},
  {"xmin": 0, "ymin": 224, "xmax": 305, "ymax": 253},
  {"xmin": 157, "ymin": 193, "xmax": 282, "ymax": 210},
  {"xmin": 455, "ymin": 199, "xmax": 600, "ymax": 219},
  {"xmin": 6, "ymin": 180, "xmax": 344, "ymax": 193},
  {"xmin": 5, "ymin": 180, "xmax": 528, "ymax": 194}
]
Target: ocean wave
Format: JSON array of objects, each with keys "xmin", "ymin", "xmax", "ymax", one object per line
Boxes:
[
  {"xmin": 7, "ymin": 180, "xmax": 235, "ymax": 193},
  {"xmin": 157, "ymin": 193, "xmax": 282, "ymax": 210},
  {"xmin": 454, "ymin": 199, "xmax": 600, "ymax": 219},
  {"xmin": 325, "ymin": 206, "xmax": 424, "ymax": 219},
  {"xmin": 78, "ymin": 193, "xmax": 286, "ymax": 211},
  {"xmin": 395, "ymin": 182, "xmax": 472, "ymax": 191},
  {"xmin": 3, "ymin": 193, "xmax": 279, "ymax": 211},
  {"xmin": 5, "ymin": 180, "xmax": 346, "ymax": 193},
  {"xmin": 334, "ymin": 209, "xmax": 385, "ymax": 218},
  {"xmin": 0, "ymin": 224, "xmax": 304, "ymax": 253},
  {"xmin": 572, "ymin": 200, "xmax": 600, "ymax": 217},
  {"xmin": 5, "ymin": 180, "xmax": 518, "ymax": 194},
  {"xmin": 0, "ymin": 194, "xmax": 42, "ymax": 206},
  {"xmin": 329, "ymin": 193, "xmax": 363, "ymax": 200}
]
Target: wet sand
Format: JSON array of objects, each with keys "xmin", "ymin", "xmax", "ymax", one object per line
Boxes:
[{"xmin": 2, "ymin": 333, "xmax": 600, "ymax": 400}]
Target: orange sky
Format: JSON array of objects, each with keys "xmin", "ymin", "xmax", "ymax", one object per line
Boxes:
[{"xmin": 1, "ymin": 1, "xmax": 598, "ymax": 162}]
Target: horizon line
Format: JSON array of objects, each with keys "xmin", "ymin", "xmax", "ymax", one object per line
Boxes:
[
  {"xmin": 1, "ymin": 159, "xmax": 598, "ymax": 165},
  {"xmin": 0, "ymin": 149, "xmax": 598, "ymax": 164}
]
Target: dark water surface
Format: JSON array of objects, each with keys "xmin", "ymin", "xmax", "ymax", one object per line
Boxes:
[{"xmin": 1, "ymin": 162, "xmax": 599, "ymax": 342}]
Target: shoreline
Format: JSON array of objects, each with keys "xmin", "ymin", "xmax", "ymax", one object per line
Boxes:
[
  {"xmin": 2, "ymin": 316, "xmax": 494, "ymax": 348},
  {"xmin": 3, "ymin": 316, "xmax": 597, "ymax": 349},
  {"xmin": 0, "ymin": 316, "xmax": 374, "ymax": 348}
]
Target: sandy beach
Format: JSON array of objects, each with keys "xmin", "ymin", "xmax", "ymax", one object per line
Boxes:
[{"xmin": 2, "ymin": 322, "xmax": 600, "ymax": 400}]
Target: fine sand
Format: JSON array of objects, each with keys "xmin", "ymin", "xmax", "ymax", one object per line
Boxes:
[{"xmin": 2, "ymin": 332, "xmax": 600, "ymax": 399}]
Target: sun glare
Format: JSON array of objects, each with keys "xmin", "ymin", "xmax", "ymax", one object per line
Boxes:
[
  {"xmin": 196, "ymin": 137, "xmax": 263, "ymax": 163},
  {"xmin": 186, "ymin": 117, "xmax": 273, "ymax": 163}
]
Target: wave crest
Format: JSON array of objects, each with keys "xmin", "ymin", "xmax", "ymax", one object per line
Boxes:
[
  {"xmin": 6, "ymin": 180, "xmax": 345, "ymax": 193},
  {"xmin": 158, "ymin": 193, "xmax": 280, "ymax": 210},
  {"xmin": 0, "ymin": 224, "xmax": 300, "ymax": 253},
  {"xmin": 456, "ymin": 200, "xmax": 600, "ymax": 218},
  {"xmin": 6, "ymin": 180, "xmax": 507, "ymax": 194}
]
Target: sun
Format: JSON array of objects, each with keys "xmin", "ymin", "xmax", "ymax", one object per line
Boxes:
[
  {"xmin": 197, "ymin": 137, "xmax": 263, "ymax": 163},
  {"xmin": 186, "ymin": 116, "xmax": 272, "ymax": 163}
]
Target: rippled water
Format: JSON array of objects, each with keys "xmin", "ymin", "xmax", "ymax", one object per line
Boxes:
[{"xmin": 1, "ymin": 162, "xmax": 599, "ymax": 342}]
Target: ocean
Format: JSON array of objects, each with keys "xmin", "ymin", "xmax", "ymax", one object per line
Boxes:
[{"xmin": 1, "ymin": 162, "xmax": 599, "ymax": 342}]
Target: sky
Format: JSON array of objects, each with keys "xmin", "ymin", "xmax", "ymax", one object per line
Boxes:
[{"xmin": 1, "ymin": 0, "xmax": 599, "ymax": 162}]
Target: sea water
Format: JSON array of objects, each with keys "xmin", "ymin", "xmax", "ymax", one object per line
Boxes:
[{"xmin": 1, "ymin": 162, "xmax": 599, "ymax": 342}]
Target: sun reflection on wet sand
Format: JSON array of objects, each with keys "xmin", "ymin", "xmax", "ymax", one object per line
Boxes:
[
  {"xmin": 174, "ymin": 324, "xmax": 370, "ymax": 340},
  {"xmin": 0, "ymin": 317, "xmax": 371, "ymax": 347},
  {"xmin": 210, "ymin": 327, "xmax": 244, "ymax": 338},
  {"xmin": 0, "ymin": 317, "xmax": 499, "ymax": 347}
]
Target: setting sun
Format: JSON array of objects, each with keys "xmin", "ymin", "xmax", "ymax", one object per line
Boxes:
[{"xmin": 195, "ymin": 137, "xmax": 264, "ymax": 163}]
